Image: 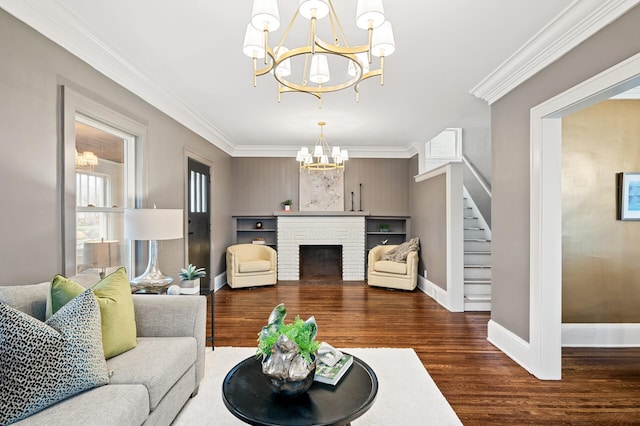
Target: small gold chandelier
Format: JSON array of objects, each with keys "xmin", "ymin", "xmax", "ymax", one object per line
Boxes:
[
  {"xmin": 243, "ymin": 0, "xmax": 396, "ymax": 106},
  {"xmin": 296, "ymin": 122, "xmax": 348, "ymax": 171}
]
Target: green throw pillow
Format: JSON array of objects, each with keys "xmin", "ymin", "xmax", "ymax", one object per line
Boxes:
[
  {"xmin": 0, "ymin": 289, "xmax": 109, "ymax": 424},
  {"xmin": 48, "ymin": 267, "xmax": 137, "ymax": 359}
]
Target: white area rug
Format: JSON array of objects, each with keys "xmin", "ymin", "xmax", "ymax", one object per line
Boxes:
[{"xmin": 173, "ymin": 347, "xmax": 462, "ymax": 425}]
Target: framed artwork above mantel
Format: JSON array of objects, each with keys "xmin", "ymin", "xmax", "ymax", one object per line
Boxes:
[{"xmin": 299, "ymin": 170, "xmax": 344, "ymax": 212}]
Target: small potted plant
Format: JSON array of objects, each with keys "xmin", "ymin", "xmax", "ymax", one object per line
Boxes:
[
  {"xmin": 258, "ymin": 303, "xmax": 320, "ymax": 397},
  {"xmin": 281, "ymin": 199, "xmax": 293, "ymax": 211},
  {"xmin": 178, "ymin": 264, "xmax": 206, "ymax": 294},
  {"xmin": 379, "ymin": 223, "xmax": 390, "ymax": 232}
]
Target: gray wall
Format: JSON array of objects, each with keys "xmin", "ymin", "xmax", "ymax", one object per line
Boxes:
[
  {"xmin": 408, "ymin": 156, "xmax": 448, "ymax": 290},
  {"xmin": 491, "ymin": 5, "xmax": 640, "ymax": 341},
  {"xmin": 462, "ymin": 128, "xmax": 492, "ymax": 228},
  {"xmin": 0, "ymin": 9, "xmax": 234, "ymax": 285},
  {"xmin": 462, "ymin": 127, "xmax": 492, "ymax": 185},
  {"xmin": 231, "ymin": 158, "xmax": 411, "ymax": 215}
]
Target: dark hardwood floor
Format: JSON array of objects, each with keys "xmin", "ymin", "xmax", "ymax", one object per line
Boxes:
[{"xmin": 209, "ymin": 280, "xmax": 640, "ymax": 425}]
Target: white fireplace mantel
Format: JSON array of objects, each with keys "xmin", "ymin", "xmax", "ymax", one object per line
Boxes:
[{"xmin": 277, "ymin": 215, "xmax": 366, "ymax": 281}]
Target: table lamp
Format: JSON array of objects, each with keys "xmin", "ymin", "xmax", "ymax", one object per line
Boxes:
[
  {"xmin": 124, "ymin": 208, "xmax": 183, "ymax": 290},
  {"xmin": 83, "ymin": 239, "xmax": 120, "ymax": 279}
]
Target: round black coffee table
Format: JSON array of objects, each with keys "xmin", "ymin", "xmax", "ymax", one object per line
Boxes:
[{"xmin": 222, "ymin": 354, "xmax": 378, "ymax": 426}]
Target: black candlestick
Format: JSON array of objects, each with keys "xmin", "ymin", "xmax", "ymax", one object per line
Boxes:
[
  {"xmin": 359, "ymin": 183, "xmax": 363, "ymax": 211},
  {"xmin": 350, "ymin": 191, "xmax": 354, "ymax": 211}
]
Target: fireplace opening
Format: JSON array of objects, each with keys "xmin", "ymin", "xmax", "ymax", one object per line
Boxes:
[{"xmin": 299, "ymin": 245, "xmax": 342, "ymax": 280}]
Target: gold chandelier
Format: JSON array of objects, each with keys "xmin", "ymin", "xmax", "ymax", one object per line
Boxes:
[
  {"xmin": 243, "ymin": 0, "xmax": 396, "ymax": 106},
  {"xmin": 296, "ymin": 122, "xmax": 348, "ymax": 171}
]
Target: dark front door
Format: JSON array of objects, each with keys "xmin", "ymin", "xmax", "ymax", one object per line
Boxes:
[{"xmin": 187, "ymin": 158, "xmax": 211, "ymax": 289}]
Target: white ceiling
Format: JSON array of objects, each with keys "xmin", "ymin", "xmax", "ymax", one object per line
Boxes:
[{"xmin": 4, "ymin": 0, "xmax": 635, "ymax": 157}]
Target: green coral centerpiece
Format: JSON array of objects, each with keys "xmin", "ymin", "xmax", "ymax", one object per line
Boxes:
[{"xmin": 258, "ymin": 303, "xmax": 320, "ymax": 397}]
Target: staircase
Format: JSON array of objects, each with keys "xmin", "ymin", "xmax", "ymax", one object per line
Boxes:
[{"xmin": 463, "ymin": 197, "xmax": 492, "ymax": 311}]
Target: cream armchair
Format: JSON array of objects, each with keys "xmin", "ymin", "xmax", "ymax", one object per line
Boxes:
[
  {"xmin": 367, "ymin": 244, "xmax": 418, "ymax": 291},
  {"xmin": 226, "ymin": 244, "xmax": 277, "ymax": 289}
]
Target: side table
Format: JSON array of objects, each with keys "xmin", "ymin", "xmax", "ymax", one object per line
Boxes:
[
  {"xmin": 132, "ymin": 286, "xmax": 214, "ymax": 348},
  {"xmin": 222, "ymin": 354, "xmax": 378, "ymax": 426}
]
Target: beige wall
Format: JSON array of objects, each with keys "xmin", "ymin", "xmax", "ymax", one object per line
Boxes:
[
  {"xmin": 562, "ymin": 100, "xmax": 640, "ymax": 323},
  {"xmin": 0, "ymin": 9, "xmax": 234, "ymax": 285},
  {"xmin": 491, "ymin": 5, "xmax": 640, "ymax": 341}
]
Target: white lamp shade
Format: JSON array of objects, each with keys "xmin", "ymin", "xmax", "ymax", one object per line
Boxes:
[
  {"xmin": 124, "ymin": 209, "xmax": 183, "ymax": 241},
  {"xmin": 274, "ymin": 46, "xmax": 291, "ymax": 77},
  {"xmin": 340, "ymin": 149, "xmax": 349, "ymax": 161},
  {"xmin": 320, "ymin": 155, "xmax": 329, "ymax": 164},
  {"xmin": 243, "ymin": 23, "xmax": 265, "ymax": 58},
  {"xmin": 83, "ymin": 240, "xmax": 120, "ymax": 268},
  {"xmin": 331, "ymin": 146, "xmax": 341, "ymax": 157},
  {"xmin": 309, "ymin": 54, "xmax": 330, "ymax": 84},
  {"xmin": 251, "ymin": 0, "xmax": 280, "ymax": 31},
  {"xmin": 348, "ymin": 52, "xmax": 370, "ymax": 77},
  {"xmin": 298, "ymin": 0, "xmax": 329, "ymax": 20},
  {"xmin": 356, "ymin": 0, "xmax": 385, "ymax": 29},
  {"xmin": 313, "ymin": 145, "xmax": 323, "ymax": 156},
  {"xmin": 371, "ymin": 21, "xmax": 396, "ymax": 57}
]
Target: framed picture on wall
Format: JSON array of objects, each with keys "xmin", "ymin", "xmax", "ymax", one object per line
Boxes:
[
  {"xmin": 617, "ymin": 172, "xmax": 640, "ymax": 220},
  {"xmin": 299, "ymin": 169, "xmax": 344, "ymax": 211}
]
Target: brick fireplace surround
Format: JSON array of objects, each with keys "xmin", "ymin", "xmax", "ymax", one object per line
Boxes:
[{"xmin": 276, "ymin": 213, "xmax": 366, "ymax": 280}]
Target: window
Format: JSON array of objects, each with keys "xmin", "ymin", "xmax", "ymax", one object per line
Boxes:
[
  {"xmin": 426, "ymin": 128, "xmax": 462, "ymax": 160},
  {"xmin": 190, "ymin": 170, "xmax": 208, "ymax": 213},
  {"xmin": 61, "ymin": 87, "xmax": 146, "ymax": 277},
  {"xmin": 74, "ymin": 116, "xmax": 134, "ymax": 274}
]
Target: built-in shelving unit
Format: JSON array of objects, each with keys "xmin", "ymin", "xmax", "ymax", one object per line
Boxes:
[
  {"xmin": 233, "ymin": 215, "xmax": 277, "ymax": 248},
  {"xmin": 365, "ymin": 216, "xmax": 410, "ymax": 250}
]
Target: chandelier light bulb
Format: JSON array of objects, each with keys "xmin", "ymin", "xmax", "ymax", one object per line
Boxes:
[
  {"xmin": 242, "ymin": 23, "xmax": 265, "ymax": 58},
  {"xmin": 273, "ymin": 46, "xmax": 291, "ymax": 77},
  {"xmin": 310, "ymin": 54, "xmax": 330, "ymax": 84},
  {"xmin": 348, "ymin": 52, "xmax": 370, "ymax": 77},
  {"xmin": 298, "ymin": 0, "xmax": 330, "ymax": 20},
  {"xmin": 356, "ymin": 0, "xmax": 386, "ymax": 30},
  {"xmin": 251, "ymin": 0, "xmax": 280, "ymax": 32},
  {"xmin": 371, "ymin": 21, "xmax": 396, "ymax": 57}
]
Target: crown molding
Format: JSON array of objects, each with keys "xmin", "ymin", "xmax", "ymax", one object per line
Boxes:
[
  {"xmin": 470, "ymin": 0, "xmax": 640, "ymax": 105},
  {"xmin": 0, "ymin": 0, "xmax": 237, "ymax": 155},
  {"xmin": 231, "ymin": 144, "xmax": 415, "ymax": 159},
  {"xmin": 611, "ymin": 86, "xmax": 640, "ymax": 99}
]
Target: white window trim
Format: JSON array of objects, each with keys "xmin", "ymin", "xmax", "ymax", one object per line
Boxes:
[{"xmin": 61, "ymin": 86, "xmax": 147, "ymax": 277}]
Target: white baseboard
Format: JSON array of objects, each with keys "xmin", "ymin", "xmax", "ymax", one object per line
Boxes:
[
  {"xmin": 213, "ymin": 272, "xmax": 227, "ymax": 292},
  {"xmin": 417, "ymin": 276, "xmax": 451, "ymax": 310},
  {"xmin": 562, "ymin": 323, "xmax": 640, "ymax": 347},
  {"xmin": 487, "ymin": 320, "xmax": 534, "ymax": 376}
]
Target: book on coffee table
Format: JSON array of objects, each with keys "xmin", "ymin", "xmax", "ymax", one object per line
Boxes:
[{"xmin": 314, "ymin": 353, "xmax": 353, "ymax": 386}]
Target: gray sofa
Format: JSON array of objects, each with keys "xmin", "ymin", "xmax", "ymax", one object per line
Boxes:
[{"xmin": 0, "ymin": 275, "xmax": 206, "ymax": 426}]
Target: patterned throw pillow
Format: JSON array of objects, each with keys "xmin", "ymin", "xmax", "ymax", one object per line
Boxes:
[
  {"xmin": 47, "ymin": 267, "xmax": 137, "ymax": 359},
  {"xmin": 0, "ymin": 289, "xmax": 109, "ymax": 425},
  {"xmin": 379, "ymin": 237, "xmax": 420, "ymax": 263}
]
